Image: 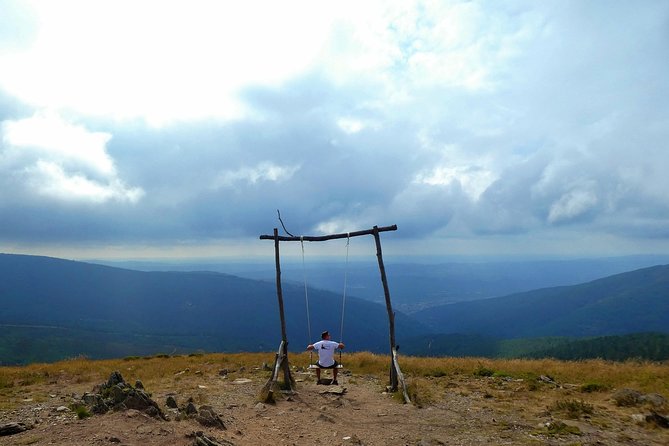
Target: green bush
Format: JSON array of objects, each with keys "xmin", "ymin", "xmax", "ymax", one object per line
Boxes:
[
  {"xmin": 550, "ymin": 399, "xmax": 594, "ymax": 419},
  {"xmin": 70, "ymin": 403, "xmax": 91, "ymax": 419},
  {"xmin": 473, "ymin": 366, "xmax": 495, "ymax": 377},
  {"xmin": 580, "ymin": 382, "xmax": 611, "ymax": 393}
]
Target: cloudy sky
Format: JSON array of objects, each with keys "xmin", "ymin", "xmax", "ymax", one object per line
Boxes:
[{"xmin": 1, "ymin": 0, "xmax": 668, "ymax": 260}]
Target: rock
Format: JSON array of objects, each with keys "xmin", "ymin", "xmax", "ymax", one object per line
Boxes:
[
  {"xmin": 317, "ymin": 413, "xmax": 335, "ymax": 423},
  {"xmin": 106, "ymin": 371, "xmax": 125, "ymax": 388},
  {"xmin": 83, "ymin": 393, "xmax": 108, "ymax": 415},
  {"xmin": 82, "ymin": 372, "xmax": 166, "ymax": 420},
  {"xmin": 418, "ymin": 439, "xmax": 445, "ymax": 446},
  {"xmin": 135, "ymin": 380, "xmax": 144, "ymax": 390},
  {"xmin": 343, "ymin": 434, "xmax": 364, "ymax": 444},
  {"xmin": 56, "ymin": 406, "xmax": 70, "ymax": 412},
  {"xmin": 166, "ymin": 395, "xmax": 178, "ymax": 409},
  {"xmin": 538, "ymin": 375, "xmax": 557, "ymax": 385},
  {"xmin": 110, "ymin": 385, "xmax": 129, "ymax": 405},
  {"xmin": 631, "ymin": 413, "xmax": 646, "ymax": 424},
  {"xmin": 319, "ymin": 385, "xmax": 347, "ymax": 395},
  {"xmin": 640, "ymin": 393, "xmax": 667, "ymax": 407},
  {"xmin": 219, "ymin": 369, "xmax": 229, "ymax": 377},
  {"xmin": 232, "ymin": 378, "xmax": 252, "ymax": 384},
  {"xmin": 196, "ymin": 405, "xmax": 226, "ymax": 429},
  {"xmin": 613, "ymin": 388, "xmax": 643, "ymax": 407},
  {"xmin": 190, "ymin": 430, "xmax": 235, "ymax": 446},
  {"xmin": 646, "ymin": 411, "xmax": 669, "ymax": 429},
  {"xmin": 0, "ymin": 422, "xmax": 30, "ymax": 436},
  {"xmin": 185, "ymin": 402, "xmax": 199, "ymax": 415}
]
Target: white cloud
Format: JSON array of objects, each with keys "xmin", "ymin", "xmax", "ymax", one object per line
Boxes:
[
  {"xmin": 416, "ymin": 165, "xmax": 496, "ymax": 201},
  {"xmin": 2, "ymin": 112, "xmax": 114, "ymax": 176},
  {"xmin": 547, "ymin": 186, "xmax": 599, "ymax": 225},
  {"xmin": 214, "ymin": 162, "xmax": 300, "ymax": 188},
  {"xmin": 26, "ymin": 160, "xmax": 143, "ymax": 203},
  {"xmin": 0, "ymin": 0, "xmax": 333, "ymax": 125},
  {"xmin": 1, "ymin": 112, "xmax": 143, "ymax": 203}
]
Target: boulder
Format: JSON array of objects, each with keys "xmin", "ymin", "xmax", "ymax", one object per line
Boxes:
[
  {"xmin": 82, "ymin": 371, "xmax": 166, "ymax": 420},
  {"xmin": 196, "ymin": 405, "xmax": 226, "ymax": 429},
  {"xmin": 166, "ymin": 395, "xmax": 178, "ymax": 409},
  {"xmin": 612, "ymin": 388, "xmax": 643, "ymax": 407},
  {"xmin": 0, "ymin": 422, "xmax": 30, "ymax": 436},
  {"xmin": 646, "ymin": 411, "xmax": 669, "ymax": 429}
]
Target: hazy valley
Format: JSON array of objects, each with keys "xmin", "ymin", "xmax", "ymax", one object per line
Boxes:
[{"xmin": 2, "ymin": 253, "xmax": 669, "ymax": 365}]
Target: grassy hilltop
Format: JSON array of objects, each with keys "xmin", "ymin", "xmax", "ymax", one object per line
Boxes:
[{"xmin": 1, "ymin": 352, "xmax": 668, "ymax": 444}]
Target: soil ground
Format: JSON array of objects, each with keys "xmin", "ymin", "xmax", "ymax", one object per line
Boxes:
[{"xmin": 1, "ymin": 365, "xmax": 668, "ymax": 446}]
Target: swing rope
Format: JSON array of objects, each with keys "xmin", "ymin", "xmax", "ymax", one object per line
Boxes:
[
  {"xmin": 338, "ymin": 233, "xmax": 350, "ymax": 366},
  {"xmin": 339, "ymin": 233, "xmax": 350, "ymax": 344},
  {"xmin": 301, "ymin": 234, "xmax": 350, "ymax": 368},
  {"xmin": 301, "ymin": 237, "xmax": 313, "ymax": 362}
]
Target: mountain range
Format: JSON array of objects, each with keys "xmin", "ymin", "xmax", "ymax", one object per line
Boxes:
[
  {"xmin": 0, "ymin": 253, "xmax": 428, "ymax": 364},
  {"xmin": 414, "ymin": 264, "xmax": 669, "ymax": 338},
  {"xmin": 1, "ymin": 253, "xmax": 668, "ymax": 364}
]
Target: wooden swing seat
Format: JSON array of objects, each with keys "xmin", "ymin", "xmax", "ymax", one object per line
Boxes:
[{"xmin": 308, "ymin": 364, "xmax": 344, "ymax": 369}]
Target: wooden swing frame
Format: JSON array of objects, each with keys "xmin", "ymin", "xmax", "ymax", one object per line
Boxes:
[{"xmin": 258, "ymin": 224, "xmax": 410, "ymax": 404}]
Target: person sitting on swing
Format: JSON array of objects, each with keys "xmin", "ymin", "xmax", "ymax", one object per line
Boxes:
[{"xmin": 307, "ymin": 330, "xmax": 345, "ymax": 385}]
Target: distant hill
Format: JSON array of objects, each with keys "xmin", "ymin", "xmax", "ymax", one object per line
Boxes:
[
  {"xmin": 525, "ymin": 332, "xmax": 669, "ymax": 361},
  {"xmin": 0, "ymin": 254, "xmax": 430, "ymax": 364},
  {"xmin": 98, "ymin": 255, "xmax": 669, "ymax": 312},
  {"xmin": 414, "ymin": 264, "xmax": 669, "ymax": 338},
  {"xmin": 401, "ymin": 332, "xmax": 669, "ymax": 361}
]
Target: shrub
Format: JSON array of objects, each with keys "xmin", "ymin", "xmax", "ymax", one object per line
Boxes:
[
  {"xmin": 549, "ymin": 399, "xmax": 594, "ymax": 419},
  {"xmin": 402, "ymin": 378, "xmax": 436, "ymax": 407},
  {"xmin": 70, "ymin": 403, "xmax": 91, "ymax": 419},
  {"xmin": 545, "ymin": 420, "xmax": 581, "ymax": 436},
  {"xmin": 473, "ymin": 366, "xmax": 495, "ymax": 377},
  {"xmin": 580, "ymin": 382, "xmax": 611, "ymax": 393}
]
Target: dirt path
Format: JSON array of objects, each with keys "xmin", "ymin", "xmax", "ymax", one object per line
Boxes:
[{"xmin": 1, "ymin": 368, "xmax": 668, "ymax": 445}]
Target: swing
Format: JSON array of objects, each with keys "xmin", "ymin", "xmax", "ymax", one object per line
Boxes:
[
  {"xmin": 302, "ymin": 234, "xmax": 349, "ymax": 371},
  {"xmin": 259, "ymin": 223, "xmax": 409, "ymax": 403}
]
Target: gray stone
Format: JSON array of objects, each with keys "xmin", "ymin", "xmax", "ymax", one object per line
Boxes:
[
  {"xmin": 166, "ymin": 395, "xmax": 178, "ymax": 408},
  {"xmin": 196, "ymin": 405, "xmax": 226, "ymax": 429},
  {"xmin": 185, "ymin": 402, "xmax": 198, "ymax": 415},
  {"xmin": 83, "ymin": 371, "xmax": 165, "ymax": 420},
  {"xmin": 191, "ymin": 431, "xmax": 235, "ymax": 446},
  {"xmin": 613, "ymin": 388, "xmax": 643, "ymax": 407},
  {"xmin": 106, "ymin": 371, "xmax": 125, "ymax": 388},
  {"xmin": 110, "ymin": 385, "xmax": 129, "ymax": 405},
  {"xmin": 640, "ymin": 393, "xmax": 667, "ymax": 407},
  {"xmin": 646, "ymin": 411, "xmax": 669, "ymax": 429},
  {"xmin": 0, "ymin": 422, "xmax": 30, "ymax": 436}
]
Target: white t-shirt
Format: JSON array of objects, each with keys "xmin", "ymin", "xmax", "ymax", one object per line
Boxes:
[{"xmin": 313, "ymin": 340, "xmax": 339, "ymax": 367}]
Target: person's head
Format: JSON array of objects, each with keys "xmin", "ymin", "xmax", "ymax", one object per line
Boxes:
[{"xmin": 321, "ymin": 330, "xmax": 330, "ymax": 340}]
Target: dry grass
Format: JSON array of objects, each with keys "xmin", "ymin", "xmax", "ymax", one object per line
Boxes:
[
  {"xmin": 397, "ymin": 355, "xmax": 669, "ymax": 394},
  {"xmin": 1, "ymin": 351, "xmax": 668, "ymax": 406}
]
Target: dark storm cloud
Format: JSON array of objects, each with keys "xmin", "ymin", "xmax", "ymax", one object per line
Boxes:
[{"xmin": 1, "ymin": 1, "xmax": 669, "ymax": 257}]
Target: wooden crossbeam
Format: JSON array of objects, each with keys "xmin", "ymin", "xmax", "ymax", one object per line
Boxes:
[{"xmin": 259, "ymin": 224, "xmax": 397, "ymax": 242}]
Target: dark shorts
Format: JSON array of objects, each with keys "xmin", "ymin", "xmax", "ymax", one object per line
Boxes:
[{"xmin": 316, "ymin": 360, "xmax": 338, "ymax": 369}]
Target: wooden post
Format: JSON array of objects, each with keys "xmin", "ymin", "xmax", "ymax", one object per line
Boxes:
[
  {"xmin": 259, "ymin": 340, "xmax": 292, "ymax": 403},
  {"xmin": 373, "ymin": 226, "xmax": 410, "ymax": 403},
  {"xmin": 272, "ymin": 228, "xmax": 295, "ymax": 393},
  {"xmin": 373, "ymin": 226, "xmax": 397, "ymax": 389},
  {"xmin": 274, "ymin": 228, "xmax": 288, "ymax": 344}
]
